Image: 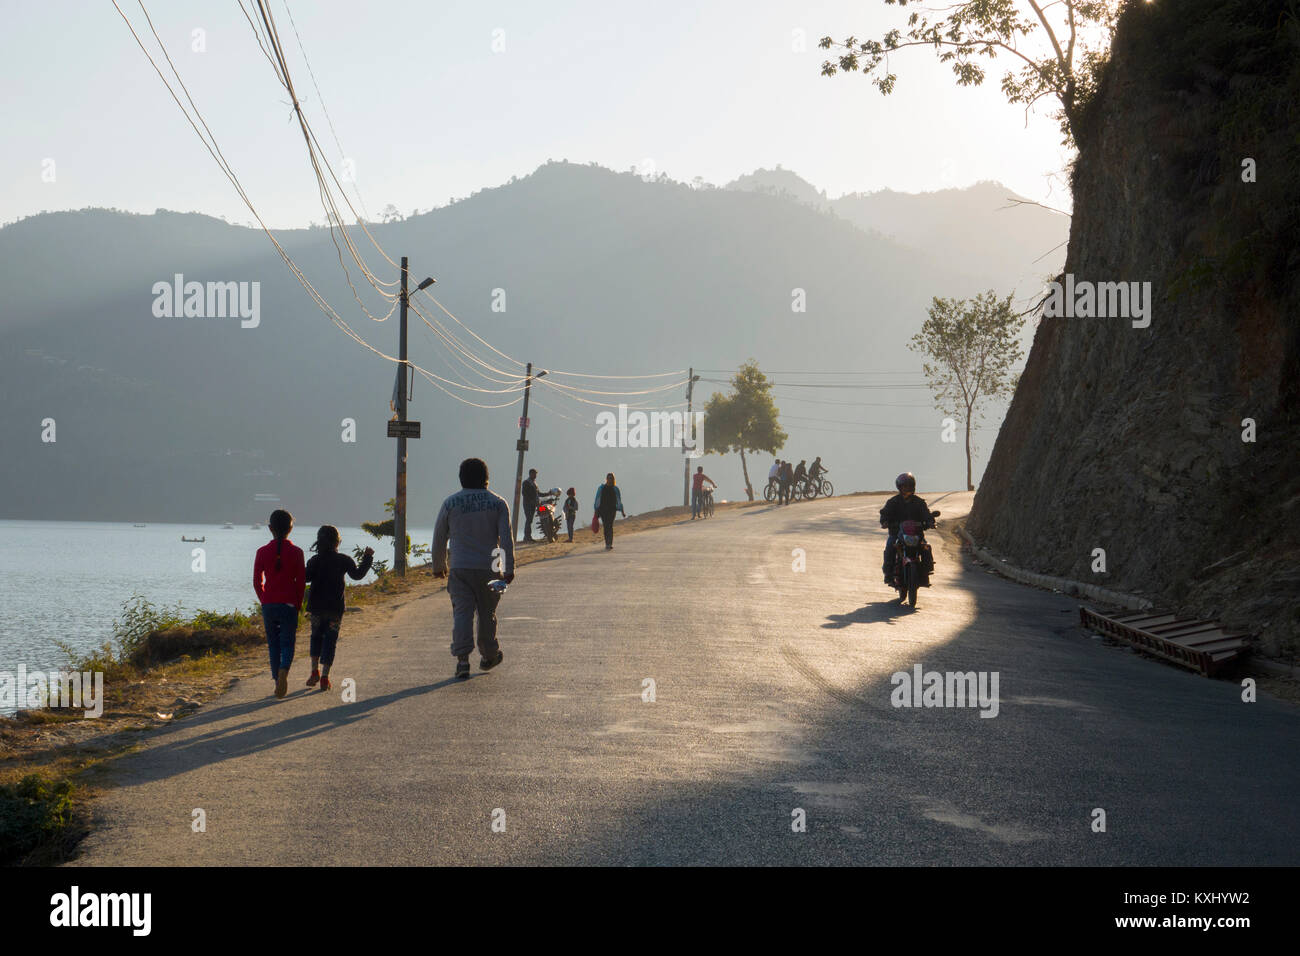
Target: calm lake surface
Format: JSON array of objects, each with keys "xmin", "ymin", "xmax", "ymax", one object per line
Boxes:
[{"xmin": 0, "ymin": 520, "xmax": 433, "ymax": 713}]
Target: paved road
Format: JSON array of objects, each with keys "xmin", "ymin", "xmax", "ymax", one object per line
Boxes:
[{"xmin": 74, "ymin": 492, "xmax": 1300, "ymax": 865}]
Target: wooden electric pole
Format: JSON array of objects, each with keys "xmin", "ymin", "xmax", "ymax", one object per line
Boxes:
[
  {"xmin": 510, "ymin": 363, "xmax": 547, "ymax": 541},
  {"xmin": 683, "ymin": 367, "xmax": 699, "ymax": 506},
  {"xmin": 388, "ymin": 259, "xmax": 434, "ymax": 577},
  {"xmin": 394, "ymin": 256, "xmax": 410, "ymax": 576}
]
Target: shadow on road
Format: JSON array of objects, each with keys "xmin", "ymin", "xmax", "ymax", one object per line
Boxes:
[
  {"xmin": 500, "ymin": 544, "xmax": 1300, "ymax": 866},
  {"xmin": 823, "ymin": 599, "xmax": 917, "ymax": 628},
  {"xmin": 99, "ymin": 681, "xmax": 455, "ymax": 786}
]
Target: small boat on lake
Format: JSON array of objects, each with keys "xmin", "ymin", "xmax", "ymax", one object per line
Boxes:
[
  {"xmin": 181, "ymin": 535, "xmax": 206, "ymax": 543},
  {"xmin": 222, "ymin": 522, "xmax": 235, "ymax": 529}
]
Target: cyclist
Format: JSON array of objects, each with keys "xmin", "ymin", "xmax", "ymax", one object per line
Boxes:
[
  {"xmin": 692, "ymin": 466, "xmax": 716, "ymax": 520},
  {"xmin": 792, "ymin": 459, "xmax": 808, "ymax": 499},
  {"xmin": 808, "ymin": 456, "xmax": 826, "ymax": 482},
  {"xmin": 879, "ymin": 472, "xmax": 934, "ymax": 584}
]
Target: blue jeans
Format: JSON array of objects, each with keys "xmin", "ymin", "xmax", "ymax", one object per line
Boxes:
[
  {"xmin": 261, "ymin": 603, "xmax": 298, "ymax": 677},
  {"xmin": 692, "ymin": 488, "xmax": 702, "ymax": 517}
]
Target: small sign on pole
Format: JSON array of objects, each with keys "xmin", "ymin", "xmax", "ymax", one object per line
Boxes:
[
  {"xmin": 518, "ymin": 417, "xmax": 530, "ymax": 429},
  {"xmin": 387, "ymin": 420, "xmax": 422, "ymax": 439},
  {"xmin": 516, "ymin": 438, "xmax": 529, "ymax": 451}
]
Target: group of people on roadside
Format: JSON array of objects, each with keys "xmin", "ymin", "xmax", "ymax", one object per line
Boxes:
[
  {"xmin": 252, "ymin": 458, "xmax": 937, "ymax": 689},
  {"xmin": 521, "ymin": 467, "xmax": 627, "ymax": 547},
  {"xmin": 767, "ymin": 455, "xmax": 826, "ymax": 505},
  {"xmin": 252, "ymin": 463, "xmax": 629, "ymax": 691}
]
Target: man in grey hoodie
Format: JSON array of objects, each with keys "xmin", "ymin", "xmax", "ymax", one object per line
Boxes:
[{"xmin": 433, "ymin": 457, "xmax": 516, "ymax": 680}]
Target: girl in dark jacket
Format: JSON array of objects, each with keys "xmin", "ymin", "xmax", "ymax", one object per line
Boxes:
[{"xmin": 303, "ymin": 525, "xmax": 373, "ymax": 691}]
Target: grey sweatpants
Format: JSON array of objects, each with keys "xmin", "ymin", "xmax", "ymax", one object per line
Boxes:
[{"xmin": 447, "ymin": 568, "xmax": 503, "ymax": 658}]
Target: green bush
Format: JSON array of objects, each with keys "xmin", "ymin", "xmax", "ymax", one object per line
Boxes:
[
  {"xmin": 0, "ymin": 775, "xmax": 75, "ymax": 865},
  {"xmin": 113, "ymin": 595, "xmax": 186, "ymax": 662},
  {"xmin": 61, "ymin": 596, "xmax": 267, "ymax": 675}
]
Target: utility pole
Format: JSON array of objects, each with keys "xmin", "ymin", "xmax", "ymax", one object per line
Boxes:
[
  {"xmin": 388, "ymin": 259, "xmax": 434, "ymax": 577},
  {"xmin": 511, "ymin": 362, "xmax": 547, "ymax": 541},
  {"xmin": 394, "ymin": 256, "xmax": 410, "ymax": 576},
  {"xmin": 683, "ymin": 367, "xmax": 699, "ymax": 506}
]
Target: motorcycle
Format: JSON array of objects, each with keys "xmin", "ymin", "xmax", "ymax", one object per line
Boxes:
[
  {"xmin": 535, "ymin": 487, "xmax": 564, "ymax": 543},
  {"xmin": 889, "ymin": 510, "xmax": 940, "ymax": 607}
]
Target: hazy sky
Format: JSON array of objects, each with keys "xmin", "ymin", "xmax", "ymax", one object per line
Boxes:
[{"xmin": 2, "ymin": 0, "xmax": 1077, "ymax": 229}]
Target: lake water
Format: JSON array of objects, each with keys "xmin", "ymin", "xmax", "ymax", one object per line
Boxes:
[{"xmin": 0, "ymin": 520, "xmax": 433, "ymax": 714}]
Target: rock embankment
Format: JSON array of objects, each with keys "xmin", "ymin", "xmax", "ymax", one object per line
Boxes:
[{"xmin": 969, "ymin": 0, "xmax": 1300, "ymax": 659}]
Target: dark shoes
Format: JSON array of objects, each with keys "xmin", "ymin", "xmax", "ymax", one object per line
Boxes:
[
  {"xmin": 480, "ymin": 649, "xmax": 504, "ymax": 671},
  {"xmin": 455, "ymin": 656, "xmax": 471, "ymax": 680}
]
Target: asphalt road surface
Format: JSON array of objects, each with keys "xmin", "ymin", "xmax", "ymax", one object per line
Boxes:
[{"xmin": 73, "ymin": 492, "xmax": 1300, "ymax": 865}]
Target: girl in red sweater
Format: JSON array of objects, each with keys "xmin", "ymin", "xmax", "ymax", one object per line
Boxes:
[{"xmin": 253, "ymin": 509, "xmax": 306, "ymax": 699}]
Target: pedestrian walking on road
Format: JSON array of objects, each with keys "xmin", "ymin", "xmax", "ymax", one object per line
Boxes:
[
  {"xmin": 433, "ymin": 458, "xmax": 515, "ymax": 680},
  {"xmin": 304, "ymin": 526, "xmax": 373, "ymax": 691},
  {"xmin": 253, "ymin": 509, "xmax": 305, "ymax": 699},
  {"xmin": 563, "ymin": 487, "xmax": 579, "ymax": 542},
  {"xmin": 595, "ymin": 472, "xmax": 625, "ymax": 550}
]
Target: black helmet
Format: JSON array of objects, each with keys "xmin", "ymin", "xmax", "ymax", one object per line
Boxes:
[{"xmin": 895, "ymin": 472, "xmax": 916, "ymax": 492}]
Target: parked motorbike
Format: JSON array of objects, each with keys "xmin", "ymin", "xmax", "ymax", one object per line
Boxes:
[
  {"xmin": 890, "ymin": 510, "xmax": 941, "ymax": 607},
  {"xmin": 535, "ymin": 488, "xmax": 564, "ymax": 543}
]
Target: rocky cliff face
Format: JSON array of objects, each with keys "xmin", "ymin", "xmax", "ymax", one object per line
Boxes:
[{"xmin": 967, "ymin": 0, "xmax": 1300, "ymax": 658}]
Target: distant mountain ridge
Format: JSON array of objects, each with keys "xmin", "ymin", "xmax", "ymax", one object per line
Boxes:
[
  {"xmin": 0, "ymin": 161, "xmax": 1067, "ymax": 524},
  {"xmin": 726, "ymin": 168, "xmax": 1069, "ymax": 296}
]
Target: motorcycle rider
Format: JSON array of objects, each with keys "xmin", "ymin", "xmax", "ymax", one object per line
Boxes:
[{"xmin": 879, "ymin": 472, "xmax": 934, "ymax": 585}]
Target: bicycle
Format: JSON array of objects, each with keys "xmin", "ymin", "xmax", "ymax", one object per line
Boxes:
[
  {"xmin": 702, "ymin": 487, "xmax": 715, "ymax": 517},
  {"xmin": 763, "ymin": 478, "xmax": 778, "ymax": 503},
  {"xmin": 805, "ymin": 469, "xmax": 833, "ymax": 499}
]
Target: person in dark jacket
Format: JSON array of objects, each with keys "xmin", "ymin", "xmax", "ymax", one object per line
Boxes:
[
  {"xmin": 304, "ymin": 526, "xmax": 373, "ymax": 691},
  {"xmin": 879, "ymin": 472, "xmax": 934, "ymax": 584},
  {"xmin": 594, "ymin": 472, "xmax": 625, "ymax": 550},
  {"xmin": 563, "ymin": 487, "xmax": 579, "ymax": 542},
  {"xmin": 521, "ymin": 468, "xmax": 540, "ymax": 542},
  {"xmin": 779, "ymin": 460, "xmax": 795, "ymax": 505},
  {"xmin": 792, "ymin": 459, "xmax": 808, "ymax": 498}
]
